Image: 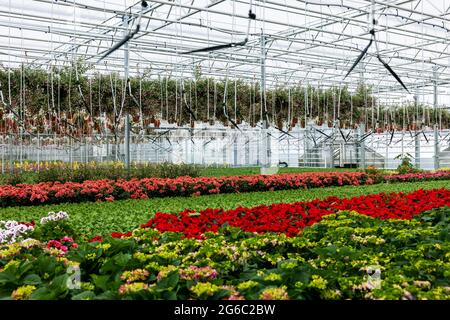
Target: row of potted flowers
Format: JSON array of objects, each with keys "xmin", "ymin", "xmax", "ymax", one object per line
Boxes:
[{"xmin": 1, "ymin": 170, "xmax": 450, "ymax": 207}]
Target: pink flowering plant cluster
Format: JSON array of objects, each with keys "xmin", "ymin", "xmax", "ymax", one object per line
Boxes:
[
  {"xmin": 46, "ymin": 236, "xmax": 78, "ymax": 256},
  {"xmin": 179, "ymin": 266, "xmax": 219, "ymax": 281}
]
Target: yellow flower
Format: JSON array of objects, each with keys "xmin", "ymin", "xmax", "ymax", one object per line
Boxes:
[
  {"xmin": 308, "ymin": 275, "xmax": 328, "ymax": 290},
  {"xmin": 0, "ymin": 244, "xmax": 21, "ymax": 259},
  {"xmin": 133, "ymin": 252, "xmax": 150, "ymax": 262},
  {"xmin": 81, "ymin": 282, "xmax": 95, "ymax": 291},
  {"xmin": 118, "ymin": 282, "xmax": 150, "ymax": 295},
  {"xmin": 3, "ymin": 259, "xmax": 20, "ymax": 271},
  {"xmin": 263, "ymin": 273, "xmax": 282, "ymax": 282},
  {"xmin": 95, "ymin": 243, "xmax": 111, "ymax": 251},
  {"xmin": 44, "ymin": 247, "xmax": 64, "ymax": 257},
  {"xmin": 279, "ymin": 261, "xmax": 297, "ymax": 270},
  {"xmin": 156, "ymin": 265, "xmax": 177, "ymax": 281},
  {"xmin": 56, "ymin": 257, "xmax": 79, "ymax": 268},
  {"xmin": 20, "ymin": 239, "xmax": 41, "ymax": 249},
  {"xmin": 321, "ymin": 289, "xmax": 342, "ymax": 299},
  {"xmin": 237, "ymin": 280, "xmax": 259, "ymax": 291},
  {"xmin": 11, "ymin": 285, "xmax": 36, "ymax": 300},
  {"xmin": 85, "ymin": 253, "xmax": 97, "ymax": 260},
  {"xmin": 190, "ymin": 282, "xmax": 221, "ymax": 297},
  {"xmin": 259, "ymin": 286, "xmax": 289, "ymax": 300},
  {"xmin": 121, "ymin": 269, "xmax": 150, "ymax": 283},
  {"xmin": 144, "ymin": 261, "xmax": 161, "ymax": 271}
]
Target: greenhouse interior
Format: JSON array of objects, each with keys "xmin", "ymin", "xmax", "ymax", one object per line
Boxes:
[{"xmin": 1, "ymin": 0, "xmax": 450, "ymax": 306}]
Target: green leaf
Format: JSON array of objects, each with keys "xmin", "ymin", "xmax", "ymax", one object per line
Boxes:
[
  {"xmin": 91, "ymin": 274, "xmax": 111, "ymax": 292},
  {"xmin": 156, "ymin": 271, "xmax": 179, "ymax": 290},
  {"xmin": 93, "ymin": 291, "xmax": 117, "ymax": 300},
  {"xmin": 35, "ymin": 255, "xmax": 57, "ymax": 275},
  {"xmin": 48, "ymin": 274, "xmax": 69, "ymax": 296},
  {"xmin": 113, "ymin": 253, "xmax": 132, "ymax": 267},
  {"xmin": 0, "ymin": 271, "xmax": 17, "ymax": 285},
  {"xmin": 159, "ymin": 290, "xmax": 177, "ymax": 300},
  {"xmin": 30, "ymin": 287, "xmax": 54, "ymax": 300},
  {"xmin": 72, "ymin": 291, "xmax": 96, "ymax": 300},
  {"xmin": 22, "ymin": 274, "xmax": 42, "ymax": 286},
  {"xmin": 99, "ymin": 254, "xmax": 132, "ymax": 275}
]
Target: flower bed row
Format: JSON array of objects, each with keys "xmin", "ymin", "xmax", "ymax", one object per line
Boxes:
[
  {"xmin": 1, "ymin": 169, "xmax": 450, "ymax": 208},
  {"xmin": 116, "ymin": 188, "xmax": 450, "ymax": 239},
  {"xmin": 0, "ymin": 172, "xmax": 375, "ymax": 207},
  {"xmin": 384, "ymin": 170, "xmax": 450, "ymax": 182}
]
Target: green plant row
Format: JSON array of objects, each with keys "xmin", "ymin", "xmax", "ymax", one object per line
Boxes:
[
  {"xmin": 0, "ymin": 162, "xmax": 202, "ymax": 185},
  {"xmin": 0, "ymin": 163, "xmax": 361, "ymax": 185},
  {"xmin": 1, "ymin": 207, "xmax": 450, "ymax": 300},
  {"xmin": 0, "ymin": 180, "xmax": 448, "ymax": 239}
]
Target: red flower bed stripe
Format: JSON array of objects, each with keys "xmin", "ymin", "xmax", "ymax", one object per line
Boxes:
[
  {"xmin": 0, "ymin": 172, "xmax": 374, "ymax": 207},
  {"xmin": 135, "ymin": 188, "xmax": 450, "ymax": 239}
]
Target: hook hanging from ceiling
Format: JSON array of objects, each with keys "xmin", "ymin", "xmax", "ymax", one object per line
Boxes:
[
  {"xmin": 96, "ymin": 1, "xmax": 148, "ymax": 63},
  {"xmin": 180, "ymin": 0, "xmax": 256, "ymax": 54},
  {"xmin": 344, "ymin": 0, "xmax": 410, "ymax": 94}
]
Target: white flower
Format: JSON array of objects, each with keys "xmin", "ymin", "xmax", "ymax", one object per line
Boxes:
[
  {"xmin": 40, "ymin": 211, "xmax": 69, "ymax": 225},
  {"xmin": 0, "ymin": 220, "xmax": 34, "ymax": 245}
]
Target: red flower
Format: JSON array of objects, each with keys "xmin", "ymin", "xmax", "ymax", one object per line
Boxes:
[
  {"xmin": 111, "ymin": 231, "xmax": 132, "ymax": 239},
  {"xmin": 132, "ymin": 188, "xmax": 450, "ymax": 239},
  {"xmin": 89, "ymin": 235, "xmax": 103, "ymax": 243}
]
